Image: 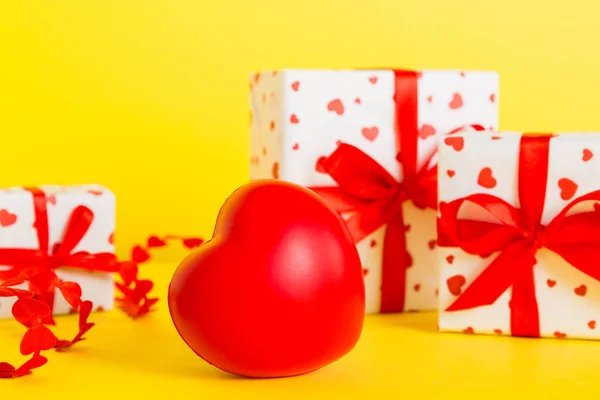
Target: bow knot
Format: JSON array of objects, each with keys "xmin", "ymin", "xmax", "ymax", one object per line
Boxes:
[{"xmin": 522, "ymin": 223, "xmax": 550, "ymax": 249}]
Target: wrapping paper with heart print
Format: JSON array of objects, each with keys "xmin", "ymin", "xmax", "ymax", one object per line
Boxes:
[
  {"xmin": 250, "ymin": 69, "xmax": 498, "ymax": 314},
  {"xmin": 0, "ymin": 185, "xmax": 115, "ymax": 318},
  {"xmin": 438, "ymin": 132, "xmax": 600, "ymax": 339}
]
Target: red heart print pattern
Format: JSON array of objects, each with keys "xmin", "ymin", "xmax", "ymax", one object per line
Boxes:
[
  {"xmin": 361, "ymin": 126, "xmax": 379, "ymax": 142},
  {"xmin": 413, "ymin": 284, "xmax": 421, "ymax": 292},
  {"xmin": 292, "ymin": 143, "xmax": 299, "ymax": 151},
  {"xmin": 270, "ymin": 121, "xmax": 276, "ymax": 131},
  {"xmin": 370, "ymin": 240, "xmax": 377, "ymax": 248},
  {"xmin": 87, "ymin": 189, "xmax": 103, "ymax": 196},
  {"xmin": 463, "ymin": 327, "xmax": 474, "ymax": 334},
  {"xmin": 589, "ymin": 320, "xmax": 597, "ymax": 329},
  {"xmin": 418, "ymin": 124, "xmax": 436, "ymax": 139},
  {"xmin": 444, "ymin": 136, "xmax": 464, "ymax": 151},
  {"xmin": 291, "ymin": 81, "xmax": 300, "ymax": 91},
  {"xmin": 477, "ymin": 167, "xmax": 497, "ymax": 189},
  {"xmin": 447, "ymin": 170, "xmax": 455, "ymax": 178},
  {"xmin": 449, "ymin": 93, "xmax": 463, "ymax": 109},
  {"xmin": 47, "ymin": 195, "xmax": 56, "ymax": 205},
  {"xmin": 428, "ymin": 240, "xmax": 436, "ymax": 250},
  {"xmin": 446, "ymin": 275, "xmax": 466, "ymax": 296},
  {"xmin": 491, "ymin": 136, "xmax": 501, "ymax": 140},
  {"xmin": 0, "ymin": 209, "xmax": 17, "ymax": 227},
  {"xmin": 446, "ymin": 255, "xmax": 454, "ymax": 264},
  {"xmin": 108, "ymin": 232, "xmax": 114, "ymax": 245},
  {"xmin": 554, "ymin": 331, "xmax": 567, "ymax": 338},
  {"xmin": 574, "ymin": 284, "xmax": 587, "ymax": 296},
  {"xmin": 354, "ymin": 97, "xmax": 361, "ymax": 104},
  {"xmin": 427, "ymin": 96, "xmax": 433, "ymax": 103},
  {"xmin": 368, "ymin": 76, "xmax": 378, "ymax": 84},
  {"xmin": 490, "ymin": 93, "xmax": 496, "ymax": 103},
  {"xmin": 558, "ymin": 178, "xmax": 578, "ymax": 200},
  {"xmin": 272, "ymin": 162, "xmax": 279, "ymax": 179},
  {"xmin": 459, "ymin": 72, "xmax": 466, "ymax": 78},
  {"xmin": 583, "ymin": 148, "xmax": 593, "ymax": 162},
  {"xmin": 290, "ymin": 114, "xmax": 300, "ymax": 124},
  {"xmin": 327, "ymin": 99, "xmax": 345, "ymax": 116},
  {"xmin": 546, "ymin": 279, "xmax": 556, "ymax": 288},
  {"xmin": 493, "ymin": 329, "xmax": 502, "ymax": 335}
]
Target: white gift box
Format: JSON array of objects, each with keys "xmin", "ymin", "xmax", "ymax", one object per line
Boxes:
[
  {"xmin": 250, "ymin": 69, "xmax": 498, "ymax": 313},
  {"xmin": 438, "ymin": 132, "xmax": 600, "ymax": 339},
  {"xmin": 0, "ymin": 185, "xmax": 115, "ymax": 318}
]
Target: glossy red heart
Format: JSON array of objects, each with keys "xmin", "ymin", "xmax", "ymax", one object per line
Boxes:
[{"xmin": 168, "ymin": 180, "xmax": 365, "ymax": 378}]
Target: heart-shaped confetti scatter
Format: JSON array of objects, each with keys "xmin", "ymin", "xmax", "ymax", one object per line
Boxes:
[
  {"xmin": 444, "ymin": 136, "xmax": 464, "ymax": 152},
  {"xmin": 0, "ymin": 209, "xmax": 17, "ymax": 227},
  {"xmin": 574, "ymin": 284, "xmax": 587, "ymax": 296},
  {"xmin": 583, "ymin": 148, "xmax": 593, "ymax": 161},
  {"xmin": 558, "ymin": 178, "xmax": 578, "ymax": 200},
  {"xmin": 290, "ymin": 114, "xmax": 300, "ymax": 124},
  {"xmin": 477, "ymin": 167, "xmax": 497, "ymax": 189},
  {"xmin": 291, "ymin": 81, "xmax": 300, "ymax": 91},
  {"xmin": 449, "ymin": 93, "xmax": 463, "ymax": 109},
  {"xmin": 361, "ymin": 127, "xmax": 379, "ymax": 142},
  {"xmin": 327, "ymin": 99, "xmax": 345, "ymax": 116},
  {"xmin": 419, "ymin": 124, "xmax": 436, "ymax": 139},
  {"xmin": 446, "ymin": 275, "xmax": 466, "ymax": 296}
]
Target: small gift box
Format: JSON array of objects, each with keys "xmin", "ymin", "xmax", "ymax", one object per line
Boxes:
[
  {"xmin": 250, "ymin": 69, "xmax": 499, "ymax": 313},
  {"xmin": 438, "ymin": 132, "xmax": 600, "ymax": 339},
  {"xmin": 0, "ymin": 185, "xmax": 115, "ymax": 319}
]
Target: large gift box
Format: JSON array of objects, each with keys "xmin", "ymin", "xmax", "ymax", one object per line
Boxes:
[
  {"xmin": 438, "ymin": 132, "xmax": 600, "ymax": 339},
  {"xmin": 250, "ymin": 69, "xmax": 499, "ymax": 313},
  {"xmin": 0, "ymin": 185, "xmax": 115, "ymax": 318}
]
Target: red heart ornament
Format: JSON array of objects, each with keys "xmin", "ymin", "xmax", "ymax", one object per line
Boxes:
[{"xmin": 168, "ymin": 180, "xmax": 365, "ymax": 378}]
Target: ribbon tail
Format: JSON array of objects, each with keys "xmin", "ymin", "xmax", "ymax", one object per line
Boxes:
[
  {"xmin": 380, "ymin": 208, "xmax": 407, "ymax": 313},
  {"xmin": 446, "ymin": 241, "xmax": 536, "ymax": 312}
]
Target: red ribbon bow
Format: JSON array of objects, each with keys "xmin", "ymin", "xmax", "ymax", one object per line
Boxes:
[
  {"xmin": 0, "ymin": 188, "xmax": 122, "ymax": 324},
  {"xmin": 438, "ymin": 134, "xmax": 600, "ymax": 337},
  {"xmin": 311, "ymin": 70, "xmax": 485, "ymax": 312}
]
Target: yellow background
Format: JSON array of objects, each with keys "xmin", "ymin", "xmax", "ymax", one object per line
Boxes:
[
  {"xmin": 3, "ymin": 0, "xmax": 600, "ymax": 258},
  {"xmin": 4, "ymin": 0, "xmax": 600, "ymax": 397}
]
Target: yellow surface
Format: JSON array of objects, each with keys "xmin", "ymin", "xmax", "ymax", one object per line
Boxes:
[
  {"xmin": 2, "ymin": 261, "xmax": 600, "ymax": 397},
  {"xmin": 3, "ymin": 1, "xmax": 600, "ymax": 258}
]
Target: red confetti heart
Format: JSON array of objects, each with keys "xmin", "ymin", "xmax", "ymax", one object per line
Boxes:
[
  {"xmin": 490, "ymin": 93, "xmax": 496, "ymax": 103},
  {"xmin": 361, "ymin": 126, "xmax": 379, "ymax": 142},
  {"xmin": 583, "ymin": 148, "xmax": 593, "ymax": 162},
  {"xmin": 270, "ymin": 121, "xmax": 276, "ymax": 131},
  {"xmin": 0, "ymin": 209, "xmax": 17, "ymax": 227},
  {"xmin": 291, "ymin": 81, "xmax": 300, "ymax": 91},
  {"xmin": 108, "ymin": 232, "xmax": 114, "ymax": 245},
  {"xmin": 327, "ymin": 99, "xmax": 345, "ymax": 116},
  {"xmin": 131, "ymin": 246, "xmax": 151, "ymax": 263},
  {"xmin": 147, "ymin": 236, "xmax": 167, "ymax": 247},
  {"xmin": 447, "ymin": 170, "xmax": 455, "ymax": 178},
  {"xmin": 354, "ymin": 97, "xmax": 361, "ymax": 104},
  {"xmin": 589, "ymin": 320, "xmax": 597, "ymax": 329},
  {"xmin": 362, "ymin": 268, "xmax": 369, "ymax": 276},
  {"xmin": 182, "ymin": 238, "xmax": 204, "ymax": 249},
  {"xmin": 290, "ymin": 114, "xmax": 300, "ymax": 124},
  {"xmin": 478, "ymin": 167, "xmax": 497, "ymax": 189},
  {"xmin": 446, "ymin": 255, "xmax": 454, "ymax": 264},
  {"xmin": 12, "ymin": 298, "xmax": 51, "ymax": 325},
  {"xmin": 428, "ymin": 240, "xmax": 436, "ymax": 250},
  {"xmin": 449, "ymin": 93, "xmax": 464, "ymax": 109},
  {"xmin": 547, "ymin": 279, "xmax": 556, "ymax": 288},
  {"xmin": 558, "ymin": 178, "xmax": 578, "ymax": 200},
  {"xmin": 463, "ymin": 327, "xmax": 474, "ymax": 334},
  {"xmin": 446, "ymin": 275, "xmax": 466, "ymax": 296},
  {"xmin": 418, "ymin": 124, "xmax": 436, "ymax": 139},
  {"xmin": 444, "ymin": 136, "xmax": 464, "ymax": 151},
  {"xmin": 315, "ymin": 156, "xmax": 328, "ymax": 174},
  {"xmin": 427, "ymin": 95, "xmax": 433, "ymax": 103},
  {"xmin": 493, "ymin": 329, "xmax": 502, "ymax": 335},
  {"xmin": 20, "ymin": 325, "xmax": 56, "ymax": 355},
  {"xmin": 272, "ymin": 162, "xmax": 279, "ymax": 179},
  {"xmin": 574, "ymin": 284, "xmax": 587, "ymax": 296},
  {"xmin": 57, "ymin": 282, "xmax": 82, "ymax": 309},
  {"xmin": 370, "ymin": 240, "xmax": 376, "ymax": 248},
  {"xmin": 554, "ymin": 331, "xmax": 567, "ymax": 338},
  {"xmin": 292, "ymin": 143, "xmax": 299, "ymax": 151},
  {"xmin": 368, "ymin": 76, "xmax": 378, "ymax": 84},
  {"xmin": 413, "ymin": 284, "xmax": 421, "ymax": 292}
]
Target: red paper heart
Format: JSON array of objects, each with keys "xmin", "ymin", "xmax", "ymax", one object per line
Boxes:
[
  {"xmin": 547, "ymin": 279, "xmax": 556, "ymax": 288},
  {"xmin": 490, "ymin": 93, "xmax": 496, "ymax": 103},
  {"xmin": 354, "ymin": 97, "xmax": 361, "ymax": 104},
  {"xmin": 292, "ymin": 143, "xmax": 299, "ymax": 151},
  {"xmin": 57, "ymin": 282, "xmax": 82, "ymax": 308},
  {"xmin": 183, "ymin": 238, "xmax": 204, "ymax": 249},
  {"xmin": 368, "ymin": 76, "xmax": 378, "ymax": 84},
  {"xmin": 0, "ymin": 209, "xmax": 17, "ymax": 227},
  {"xmin": 147, "ymin": 236, "xmax": 167, "ymax": 247},
  {"xmin": 418, "ymin": 124, "xmax": 436, "ymax": 139},
  {"xmin": 362, "ymin": 268, "xmax": 369, "ymax": 276},
  {"xmin": 477, "ymin": 167, "xmax": 497, "ymax": 189},
  {"xmin": 589, "ymin": 320, "xmax": 597, "ymax": 329},
  {"xmin": 583, "ymin": 148, "xmax": 593, "ymax": 162},
  {"xmin": 449, "ymin": 93, "xmax": 463, "ymax": 109},
  {"xmin": 558, "ymin": 178, "xmax": 578, "ymax": 200},
  {"xmin": 444, "ymin": 136, "xmax": 464, "ymax": 151},
  {"xmin": 446, "ymin": 255, "xmax": 454, "ymax": 264},
  {"xmin": 369, "ymin": 240, "xmax": 376, "ymax": 248},
  {"xmin": 272, "ymin": 162, "xmax": 279, "ymax": 179},
  {"xmin": 12, "ymin": 298, "xmax": 51, "ymax": 325},
  {"xmin": 361, "ymin": 126, "xmax": 379, "ymax": 142},
  {"xmin": 327, "ymin": 99, "xmax": 345, "ymax": 116},
  {"xmin": 291, "ymin": 81, "xmax": 300, "ymax": 91},
  {"xmin": 428, "ymin": 240, "xmax": 436, "ymax": 250},
  {"xmin": 270, "ymin": 121, "xmax": 276, "ymax": 131},
  {"xmin": 290, "ymin": 114, "xmax": 300, "ymax": 124},
  {"xmin": 463, "ymin": 327, "xmax": 474, "ymax": 334},
  {"xmin": 427, "ymin": 96, "xmax": 433, "ymax": 103},
  {"xmin": 131, "ymin": 246, "xmax": 151, "ymax": 263},
  {"xmin": 413, "ymin": 284, "xmax": 421, "ymax": 292},
  {"xmin": 554, "ymin": 331, "xmax": 567, "ymax": 338},
  {"xmin": 315, "ymin": 156, "xmax": 328, "ymax": 173},
  {"xmin": 20, "ymin": 325, "xmax": 56, "ymax": 355},
  {"xmin": 447, "ymin": 170, "xmax": 455, "ymax": 178},
  {"xmin": 446, "ymin": 275, "xmax": 466, "ymax": 296},
  {"xmin": 574, "ymin": 284, "xmax": 587, "ymax": 296}
]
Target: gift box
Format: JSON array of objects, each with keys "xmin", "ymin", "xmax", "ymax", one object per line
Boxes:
[
  {"xmin": 0, "ymin": 185, "xmax": 115, "ymax": 318},
  {"xmin": 438, "ymin": 131, "xmax": 600, "ymax": 339},
  {"xmin": 249, "ymin": 69, "xmax": 499, "ymax": 313}
]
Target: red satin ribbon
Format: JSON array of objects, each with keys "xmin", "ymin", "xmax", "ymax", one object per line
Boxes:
[
  {"xmin": 438, "ymin": 135, "xmax": 600, "ymax": 337},
  {"xmin": 312, "ymin": 71, "xmax": 482, "ymax": 312},
  {"xmin": 0, "ymin": 188, "xmax": 121, "ymax": 323}
]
